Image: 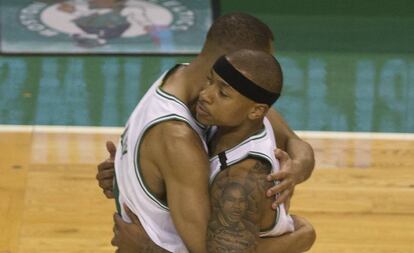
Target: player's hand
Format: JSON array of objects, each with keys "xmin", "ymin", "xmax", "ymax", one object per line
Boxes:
[
  {"xmin": 266, "ymin": 148, "xmax": 301, "ymax": 210},
  {"xmin": 96, "ymin": 141, "xmax": 116, "ymax": 198},
  {"xmin": 112, "ymin": 204, "xmax": 167, "ymax": 253},
  {"xmin": 112, "ymin": 204, "xmax": 145, "ymax": 253}
]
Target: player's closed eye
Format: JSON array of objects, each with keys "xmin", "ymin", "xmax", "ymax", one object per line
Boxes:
[
  {"xmin": 206, "ymin": 76, "xmax": 213, "ymax": 85},
  {"xmin": 219, "ymin": 89, "xmax": 229, "ymax": 98}
]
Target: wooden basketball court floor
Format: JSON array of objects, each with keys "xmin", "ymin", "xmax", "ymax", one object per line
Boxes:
[{"xmin": 1, "ymin": 125, "xmax": 413, "ymax": 253}]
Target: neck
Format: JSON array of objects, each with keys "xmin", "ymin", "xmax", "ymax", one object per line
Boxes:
[
  {"xmin": 162, "ymin": 53, "xmax": 218, "ymax": 107},
  {"xmin": 183, "ymin": 55, "xmax": 214, "ymax": 98},
  {"xmin": 210, "ymin": 119, "xmax": 264, "ymax": 156}
]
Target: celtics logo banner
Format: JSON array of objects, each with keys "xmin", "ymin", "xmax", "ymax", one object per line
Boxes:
[{"xmin": 1, "ymin": 0, "xmax": 214, "ymax": 54}]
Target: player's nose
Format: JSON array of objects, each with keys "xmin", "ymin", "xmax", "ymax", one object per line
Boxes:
[{"xmin": 199, "ymin": 85, "xmax": 214, "ymax": 104}]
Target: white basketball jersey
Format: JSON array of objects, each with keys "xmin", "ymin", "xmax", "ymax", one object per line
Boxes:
[
  {"xmin": 209, "ymin": 118, "xmax": 295, "ymax": 237},
  {"xmin": 114, "ymin": 65, "xmax": 208, "ymax": 253}
]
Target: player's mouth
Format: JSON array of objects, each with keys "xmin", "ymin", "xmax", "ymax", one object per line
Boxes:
[{"xmin": 196, "ymin": 101, "xmax": 210, "ymax": 117}]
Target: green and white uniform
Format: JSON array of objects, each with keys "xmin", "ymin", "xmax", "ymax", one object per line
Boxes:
[
  {"xmin": 209, "ymin": 118, "xmax": 295, "ymax": 237},
  {"xmin": 114, "ymin": 65, "xmax": 207, "ymax": 253},
  {"xmin": 115, "ymin": 65, "xmax": 293, "ymax": 252}
]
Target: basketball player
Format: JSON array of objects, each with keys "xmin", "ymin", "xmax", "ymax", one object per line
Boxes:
[
  {"xmin": 109, "ymin": 50, "xmax": 316, "ymax": 253},
  {"xmin": 98, "ymin": 13, "xmax": 315, "ymax": 252},
  {"xmin": 200, "ymin": 49, "xmax": 298, "ymax": 252}
]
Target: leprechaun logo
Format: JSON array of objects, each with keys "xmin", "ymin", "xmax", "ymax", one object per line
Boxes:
[{"xmin": 19, "ymin": 0, "xmax": 195, "ymax": 48}]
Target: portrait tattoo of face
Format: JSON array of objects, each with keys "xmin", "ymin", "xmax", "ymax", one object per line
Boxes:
[{"xmin": 207, "ymin": 169, "xmax": 263, "ymax": 253}]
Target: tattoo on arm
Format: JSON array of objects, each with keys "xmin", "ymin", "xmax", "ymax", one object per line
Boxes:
[{"xmin": 207, "ymin": 160, "xmax": 272, "ymax": 253}]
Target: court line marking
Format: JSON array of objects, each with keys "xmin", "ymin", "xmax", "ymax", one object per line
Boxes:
[{"xmin": 1, "ymin": 124, "xmax": 413, "ymax": 140}]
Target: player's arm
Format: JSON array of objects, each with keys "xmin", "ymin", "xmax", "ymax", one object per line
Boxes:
[
  {"xmin": 155, "ymin": 121, "xmax": 210, "ymax": 253},
  {"xmin": 267, "ymin": 109, "xmax": 314, "ymax": 183},
  {"xmin": 112, "ymin": 204, "xmax": 170, "ymax": 253},
  {"xmin": 266, "ymin": 109, "xmax": 315, "ymax": 207},
  {"xmin": 257, "ymin": 215, "xmax": 316, "ymax": 253},
  {"xmin": 207, "ymin": 158, "xmax": 272, "ymax": 253}
]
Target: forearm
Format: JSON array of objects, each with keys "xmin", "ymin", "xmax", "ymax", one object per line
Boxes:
[
  {"xmin": 157, "ymin": 122, "xmax": 211, "ymax": 253},
  {"xmin": 165, "ymin": 176, "xmax": 209, "ymax": 253},
  {"xmin": 112, "ymin": 211, "xmax": 171, "ymax": 253},
  {"xmin": 257, "ymin": 216, "xmax": 316, "ymax": 253},
  {"xmin": 266, "ymin": 109, "xmax": 315, "ymax": 183},
  {"xmin": 165, "ymin": 155, "xmax": 210, "ymax": 253},
  {"xmin": 170, "ymin": 195, "xmax": 209, "ymax": 253},
  {"xmin": 286, "ymin": 138, "xmax": 314, "ymax": 183}
]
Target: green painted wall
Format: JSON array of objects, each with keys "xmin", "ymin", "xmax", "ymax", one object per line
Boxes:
[{"xmin": 221, "ymin": 0, "xmax": 414, "ymax": 53}]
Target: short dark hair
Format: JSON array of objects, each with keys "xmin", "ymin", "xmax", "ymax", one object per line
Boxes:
[
  {"xmin": 228, "ymin": 49, "xmax": 283, "ymax": 95},
  {"xmin": 204, "ymin": 12, "xmax": 274, "ymax": 53}
]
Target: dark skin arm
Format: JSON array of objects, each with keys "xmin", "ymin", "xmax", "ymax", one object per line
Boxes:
[
  {"xmin": 257, "ymin": 215, "xmax": 316, "ymax": 253},
  {"xmin": 110, "ymin": 121, "xmax": 210, "ymax": 253},
  {"xmin": 266, "ymin": 109, "xmax": 315, "ymax": 209},
  {"xmin": 152, "ymin": 121, "xmax": 210, "ymax": 253},
  {"xmin": 112, "ymin": 204, "xmax": 169, "ymax": 253},
  {"xmin": 100, "ymin": 122, "xmax": 211, "ymax": 253}
]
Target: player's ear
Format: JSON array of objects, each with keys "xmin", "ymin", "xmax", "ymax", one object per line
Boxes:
[{"xmin": 248, "ymin": 104, "xmax": 269, "ymax": 120}]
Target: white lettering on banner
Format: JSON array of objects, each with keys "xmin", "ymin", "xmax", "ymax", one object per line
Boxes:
[
  {"xmin": 378, "ymin": 59, "xmax": 408, "ymax": 131},
  {"xmin": 277, "ymin": 57, "xmax": 306, "ymax": 129},
  {"xmin": 159, "ymin": 0, "xmax": 194, "ymax": 31},
  {"xmin": 307, "ymin": 58, "xmax": 328, "ymax": 130},
  {"xmin": 355, "ymin": 60, "xmax": 375, "ymax": 131},
  {"xmin": 20, "ymin": 2, "xmax": 58, "ymax": 36}
]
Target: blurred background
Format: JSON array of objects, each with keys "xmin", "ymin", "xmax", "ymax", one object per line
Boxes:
[{"xmin": 1, "ymin": 0, "xmax": 413, "ymax": 132}]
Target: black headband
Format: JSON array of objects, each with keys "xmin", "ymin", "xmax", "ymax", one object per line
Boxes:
[{"xmin": 212, "ymin": 55, "xmax": 280, "ymax": 105}]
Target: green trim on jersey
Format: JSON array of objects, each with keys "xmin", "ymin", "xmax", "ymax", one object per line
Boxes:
[
  {"xmin": 113, "ymin": 174, "xmax": 122, "ymax": 214},
  {"xmin": 133, "ymin": 114, "xmax": 197, "ymax": 211},
  {"xmin": 208, "ymin": 128, "xmax": 267, "ymax": 161},
  {"xmin": 156, "ymin": 87, "xmax": 206, "ymax": 130}
]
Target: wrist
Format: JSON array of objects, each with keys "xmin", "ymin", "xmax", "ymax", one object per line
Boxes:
[{"xmin": 291, "ymin": 159, "xmax": 306, "ymax": 184}]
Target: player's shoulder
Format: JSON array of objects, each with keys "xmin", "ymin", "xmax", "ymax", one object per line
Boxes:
[
  {"xmin": 150, "ymin": 120, "xmax": 198, "ymax": 139},
  {"xmin": 142, "ymin": 120, "xmax": 207, "ymax": 167},
  {"xmin": 145, "ymin": 120, "xmax": 203, "ymax": 155}
]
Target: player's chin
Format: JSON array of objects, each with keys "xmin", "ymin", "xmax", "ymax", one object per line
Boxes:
[{"xmin": 195, "ymin": 113, "xmax": 212, "ymax": 125}]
